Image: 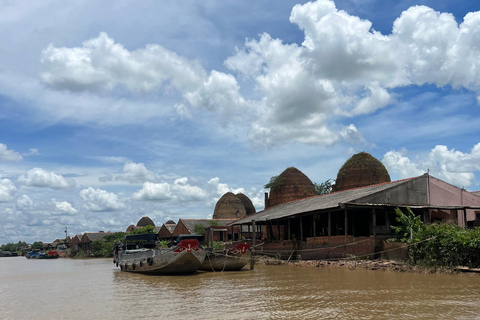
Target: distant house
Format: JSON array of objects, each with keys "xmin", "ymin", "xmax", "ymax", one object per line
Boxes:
[
  {"xmin": 158, "ymin": 220, "xmax": 176, "ymax": 240},
  {"xmin": 70, "ymin": 235, "xmax": 82, "ymax": 253},
  {"xmin": 172, "ymin": 218, "xmax": 246, "ymax": 244},
  {"xmin": 78, "ymin": 231, "xmax": 111, "ymax": 256}
]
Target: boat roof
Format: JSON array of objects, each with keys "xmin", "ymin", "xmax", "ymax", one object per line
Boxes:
[{"xmin": 123, "ymin": 233, "xmax": 158, "ymax": 242}]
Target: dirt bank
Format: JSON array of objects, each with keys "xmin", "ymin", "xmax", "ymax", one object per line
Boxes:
[{"xmin": 259, "ymin": 256, "xmax": 465, "ymax": 274}]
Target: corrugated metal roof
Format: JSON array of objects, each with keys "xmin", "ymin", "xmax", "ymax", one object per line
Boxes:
[{"xmin": 232, "ymin": 177, "xmax": 417, "ymax": 225}]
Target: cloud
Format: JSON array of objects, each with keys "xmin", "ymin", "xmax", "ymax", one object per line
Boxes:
[
  {"xmin": 36, "ymin": 2, "xmax": 480, "ymax": 150},
  {"xmin": 0, "ymin": 177, "xmax": 17, "ymax": 202},
  {"xmin": 207, "ymin": 177, "xmax": 245, "ymax": 196},
  {"xmin": 115, "ymin": 162, "xmax": 159, "ymax": 183},
  {"xmin": 86, "ymin": 156, "xmax": 131, "ymax": 164},
  {"xmin": 133, "ymin": 177, "xmax": 207, "ymax": 203},
  {"xmin": 79, "ymin": 187, "xmax": 126, "ymax": 212},
  {"xmin": 382, "ymin": 143, "xmax": 480, "ymax": 187},
  {"xmin": 0, "ymin": 143, "xmax": 23, "ymax": 162},
  {"xmin": 40, "ymin": 32, "xmax": 205, "ymax": 94},
  {"xmin": 17, "ymin": 168, "xmax": 76, "ymax": 188},
  {"xmin": 16, "ymin": 194, "xmax": 33, "ymax": 209},
  {"xmin": 52, "ymin": 200, "xmax": 78, "ymax": 215},
  {"xmin": 22, "ymin": 148, "xmax": 39, "ymax": 157}
]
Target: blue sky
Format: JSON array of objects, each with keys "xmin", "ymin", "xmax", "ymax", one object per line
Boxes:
[{"xmin": 1, "ymin": 0, "xmax": 480, "ymax": 244}]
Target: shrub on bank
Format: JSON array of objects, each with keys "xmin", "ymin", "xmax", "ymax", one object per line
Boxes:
[
  {"xmin": 393, "ymin": 207, "xmax": 480, "ymax": 268},
  {"xmin": 412, "ymin": 223, "xmax": 480, "ymax": 268},
  {"xmin": 91, "ymin": 232, "xmax": 126, "ymax": 258}
]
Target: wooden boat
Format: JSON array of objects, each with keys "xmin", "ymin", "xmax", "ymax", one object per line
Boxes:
[
  {"xmin": 113, "ymin": 234, "xmax": 206, "ymax": 275},
  {"xmin": 25, "ymin": 251, "xmax": 40, "ymax": 259},
  {"xmin": 39, "ymin": 251, "xmax": 59, "ymax": 259},
  {"xmin": 26, "ymin": 250, "xmax": 59, "ymax": 259},
  {"xmin": 199, "ymin": 243, "xmax": 251, "ymax": 271}
]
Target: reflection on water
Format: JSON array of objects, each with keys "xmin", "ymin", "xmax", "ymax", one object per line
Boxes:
[{"xmin": 1, "ymin": 257, "xmax": 479, "ymax": 319}]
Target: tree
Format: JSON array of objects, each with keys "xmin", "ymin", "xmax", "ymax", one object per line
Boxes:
[
  {"xmin": 194, "ymin": 224, "xmax": 206, "ymax": 236},
  {"xmin": 31, "ymin": 241, "xmax": 44, "ymax": 250},
  {"xmin": 264, "ymin": 175, "xmax": 283, "ymax": 189},
  {"xmin": 314, "ymin": 179, "xmax": 333, "ymax": 195},
  {"xmin": 129, "ymin": 225, "xmax": 155, "ymax": 235},
  {"xmin": 391, "ymin": 207, "xmax": 424, "ymax": 242}
]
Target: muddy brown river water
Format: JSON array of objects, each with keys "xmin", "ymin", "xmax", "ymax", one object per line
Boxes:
[{"xmin": 1, "ymin": 257, "xmax": 479, "ymax": 319}]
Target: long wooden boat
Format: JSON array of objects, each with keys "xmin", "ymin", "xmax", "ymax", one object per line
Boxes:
[
  {"xmin": 113, "ymin": 234, "xmax": 206, "ymax": 275},
  {"xmin": 199, "ymin": 243, "xmax": 251, "ymax": 271},
  {"xmin": 26, "ymin": 250, "xmax": 59, "ymax": 259}
]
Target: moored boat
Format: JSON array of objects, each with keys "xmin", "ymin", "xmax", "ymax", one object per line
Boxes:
[
  {"xmin": 199, "ymin": 243, "xmax": 251, "ymax": 271},
  {"xmin": 26, "ymin": 250, "xmax": 59, "ymax": 259},
  {"xmin": 113, "ymin": 234, "xmax": 206, "ymax": 275},
  {"xmin": 26, "ymin": 251, "xmax": 40, "ymax": 259},
  {"xmin": 39, "ymin": 251, "xmax": 59, "ymax": 259}
]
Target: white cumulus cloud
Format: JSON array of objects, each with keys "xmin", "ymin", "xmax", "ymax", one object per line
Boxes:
[
  {"xmin": 382, "ymin": 143, "xmax": 480, "ymax": 187},
  {"xmin": 0, "ymin": 177, "xmax": 17, "ymax": 202},
  {"xmin": 37, "ymin": 2, "xmax": 480, "ymax": 149},
  {"xmin": 133, "ymin": 177, "xmax": 207, "ymax": 203},
  {"xmin": 52, "ymin": 200, "xmax": 78, "ymax": 215},
  {"xmin": 0, "ymin": 143, "xmax": 23, "ymax": 162},
  {"xmin": 16, "ymin": 194, "xmax": 33, "ymax": 209},
  {"xmin": 115, "ymin": 162, "xmax": 159, "ymax": 183},
  {"xmin": 40, "ymin": 32, "xmax": 205, "ymax": 94},
  {"xmin": 79, "ymin": 187, "xmax": 126, "ymax": 211},
  {"xmin": 17, "ymin": 168, "xmax": 76, "ymax": 188}
]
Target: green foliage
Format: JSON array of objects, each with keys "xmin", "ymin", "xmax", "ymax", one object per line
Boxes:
[
  {"xmin": 264, "ymin": 175, "xmax": 283, "ymax": 189},
  {"xmin": 194, "ymin": 224, "xmax": 206, "ymax": 236},
  {"xmin": 129, "ymin": 225, "xmax": 155, "ymax": 235},
  {"xmin": 74, "ymin": 249, "xmax": 86, "ymax": 258},
  {"xmin": 90, "ymin": 232, "xmax": 126, "ymax": 258},
  {"xmin": 157, "ymin": 240, "xmax": 170, "ymax": 248},
  {"xmin": 31, "ymin": 241, "xmax": 44, "ymax": 250},
  {"xmin": 411, "ymin": 223, "xmax": 480, "ymax": 268},
  {"xmin": 0, "ymin": 241, "xmax": 28, "ymax": 253},
  {"xmin": 314, "ymin": 179, "xmax": 333, "ymax": 195},
  {"xmin": 391, "ymin": 207, "xmax": 424, "ymax": 242},
  {"xmin": 391, "ymin": 208, "xmax": 480, "ymax": 268},
  {"xmin": 209, "ymin": 220, "xmax": 221, "ymax": 227},
  {"xmin": 213, "ymin": 241, "xmax": 225, "ymax": 250}
]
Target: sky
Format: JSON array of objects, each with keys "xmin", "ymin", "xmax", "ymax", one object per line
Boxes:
[{"xmin": 1, "ymin": 0, "xmax": 480, "ymax": 245}]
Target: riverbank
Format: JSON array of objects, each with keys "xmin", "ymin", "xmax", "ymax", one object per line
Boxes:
[{"xmin": 259, "ymin": 256, "xmax": 479, "ymax": 274}]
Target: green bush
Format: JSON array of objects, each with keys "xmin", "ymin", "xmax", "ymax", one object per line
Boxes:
[
  {"xmin": 91, "ymin": 232, "xmax": 126, "ymax": 258},
  {"xmin": 392, "ymin": 207, "xmax": 480, "ymax": 268},
  {"xmin": 412, "ymin": 223, "xmax": 480, "ymax": 268}
]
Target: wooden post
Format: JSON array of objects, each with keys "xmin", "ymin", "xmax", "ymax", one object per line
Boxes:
[
  {"xmin": 464, "ymin": 208, "xmax": 468, "ymax": 228},
  {"xmin": 248, "ymin": 224, "xmax": 251, "ymax": 239},
  {"xmin": 250, "ymin": 220, "xmax": 256, "ymax": 270},
  {"xmin": 313, "ymin": 213, "xmax": 317, "ymax": 246},
  {"xmin": 210, "ymin": 227, "xmax": 214, "ymax": 249},
  {"xmin": 288, "ymin": 218, "xmax": 291, "ymax": 240},
  {"xmin": 328, "ymin": 211, "xmax": 331, "ymax": 245},
  {"xmin": 372, "ymin": 208, "xmax": 377, "ymax": 254},
  {"xmin": 277, "ymin": 220, "xmax": 280, "ymax": 240},
  {"xmin": 300, "ymin": 216, "xmax": 303, "ymax": 242},
  {"xmin": 344, "ymin": 208, "xmax": 348, "ymax": 243}
]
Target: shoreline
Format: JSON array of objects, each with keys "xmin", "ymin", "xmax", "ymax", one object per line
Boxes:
[{"xmin": 258, "ymin": 256, "xmax": 479, "ymax": 275}]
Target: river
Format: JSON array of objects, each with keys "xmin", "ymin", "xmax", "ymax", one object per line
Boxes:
[{"xmin": 0, "ymin": 257, "xmax": 479, "ymax": 320}]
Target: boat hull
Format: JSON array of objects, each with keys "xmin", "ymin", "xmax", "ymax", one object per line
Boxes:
[
  {"xmin": 199, "ymin": 243, "xmax": 251, "ymax": 271},
  {"xmin": 115, "ymin": 239, "xmax": 206, "ymax": 275}
]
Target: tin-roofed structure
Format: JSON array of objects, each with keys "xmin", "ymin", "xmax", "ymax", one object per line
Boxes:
[{"xmin": 232, "ymin": 174, "xmax": 480, "ymax": 259}]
